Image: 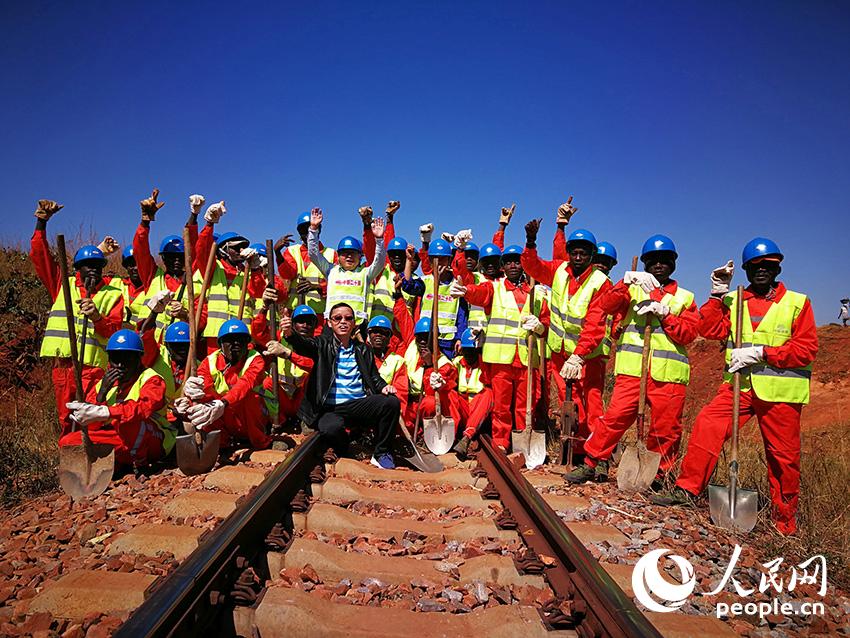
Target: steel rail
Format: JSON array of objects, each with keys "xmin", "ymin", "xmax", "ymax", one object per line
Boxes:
[
  {"xmin": 115, "ymin": 432, "xmax": 322, "ymax": 638},
  {"xmin": 476, "ymin": 435, "xmax": 662, "ymax": 638}
]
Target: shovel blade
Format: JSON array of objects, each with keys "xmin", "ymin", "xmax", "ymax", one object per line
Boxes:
[
  {"xmin": 422, "ymin": 415, "xmax": 455, "ymax": 455},
  {"xmin": 708, "ymin": 484, "xmax": 758, "ymax": 532},
  {"xmin": 616, "ymin": 441, "xmax": 661, "ymax": 492},
  {"xmin": 58, "ymin": 443, "xmax": 115, "ymax": 500},
  {"xmin": 404, "ymin": 446, "xmax": 445, "ymax": 473},
  {"xmin": 511, "ymin": 429, "xmax": 530, "ymax": 457},
  {"xmin": 175, "ymin": 430, "xmax": 221, "ymax": 476},
  {"xmin": 525, "ymin": 430, "xmax": 547, "ymax": 469}
]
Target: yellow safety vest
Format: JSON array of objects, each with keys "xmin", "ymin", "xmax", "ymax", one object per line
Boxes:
[
  {"xmin": 206, "ymin": 350, "xmax": 265, "ymax": 395},
  {"xmin": 287, "ymin": 244, "xmax": 336, "ymax": 315},
  {"xmin": 481, "ymin": 280, "xmax": 545, "ymax": 367},
  {"xmin": 613, "ymin": 285, "xmax": 694, "ymax": 384},
  {"xmin": 40, "ymin": 278, "xmax": 124, "ymax": 368},
  {"xmin": 115, "ymin": 277, "xmax": 150, "ymax": 329},
  {"xmin": 95, "ymin": 367, "xmax": 176, "ymax": 455},
  {"xmin": 377, "ymin": 352, "xmax": 406, "ymax": 385},
  {"xmin": 547, "ymin": 265, "xmax": 609, "ymax": 359},
  {"xmin": 466, "ymin": 272, "xmax": 489, "ymax": 331},
  {"xmin": 196, "ymin": 261, "xmax": 256, "ymax": 338},
  {"xmin": 453, "ymin": 356, "xmax": 484, "ymax": 394},
  {"xmin": 723, "ymin": 289, "xmax": 811, "ymax": 404},
  {"xmin": 404, "ymin": 341, "xmax": 450, "ymax": 397},
  {"xmin": 421, "ymin": 277, "xmax": 461, "ymax": 339},
  {"xmin": 150, "ymin": 343, "xmax": 180, "ymax": 402},
  {"xmin": 326, "ymin": 265, "xmax": 372, "ymax": 321},
  {"xmin": 146, "ymin": 269, "xmax": 191, "ymax": 343}
]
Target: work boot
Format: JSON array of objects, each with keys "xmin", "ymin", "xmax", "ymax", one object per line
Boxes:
[
  {"xmin": 453, "ymin": 436, "xmax": 471, "ymax": 459},
  {"xmin": 649, "ymin": 486, "xmax": 694, "ymax": 507},
  {"xmin": 594, "ymin": 459, "xmax": 609, "ymax": 483},
  {"xmin": 564, "ymin": 462, "xmax": 596, "ymax": 484}
]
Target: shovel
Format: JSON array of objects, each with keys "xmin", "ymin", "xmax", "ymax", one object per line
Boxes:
[
  {"xmin": 398, "ymin": 410, "xmax": 444, "ymax": 473},
  {"xmin": 237, "ymin": 260, "xmax": 251, "ymax": 320},
  {"xmin": 266, "ymin": 239, "xmax": 281, "ymax": 428},
  {"xmin": 559, "ymin": 380, "xmax": 579, "ymax": 467},
  {"xmin": 175, "ymin": 227, "xmax": 220, "ymax": 475},
  {"xmin": 422, "ymin": 262, "xmax": 456, "ymax": 455},
  {"xmin": 617, "ymin": 257, "xmax": 662, "ymax": 492},
  {"xmin": 511, "ymin": 278, "xmax": 546, "ymax": 467},
  {"xmin": 55, "ymin": 234, "xmax": 115, "ymax": 500},
  {"xmin": 709, "ymin": 285, "xmax": 758, "ymax": 532},
  {"xmin": 194, "ymin": 240, "xmax": 219, "ymax": 330}
]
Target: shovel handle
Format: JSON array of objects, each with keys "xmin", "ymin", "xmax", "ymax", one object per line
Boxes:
[
  {"xmin": 430, "ymin": 259, "xmax": 441, "ymax": 418},
  {"xmin": 266, "ymin": 239, "xmax": 280, "ymax": 426},
  {"xmin": 183, "ymin": 227, "xmax": 198, "ymax": 380},
  {"xmin": 194, "ymin": 241, "xmax": 219, "ymax": 330},
  {"xmin": 730, "ymin": 284, "xmax": 745, "ymax": 467},
  {"xmin": 56, "ymin": 235, "xmax": 84, "ymax": 401},
  {"xmin": 525, "ymin": 278, "xmax": 536, "ymax": 429},
  {"xmin": 237, "ymin": 261, "xmax": 251, "ymax": 320}
]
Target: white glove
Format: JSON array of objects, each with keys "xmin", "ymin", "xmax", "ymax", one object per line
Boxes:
[
  {"xmin": 189, "ymin": 194, "xmax": 206, "ymax": 214},
  {"xmin": 623, "ymin": 271, "xmax": 661, "ymax": 293},
  {"xmin": 728, "ymin": 346, "xmax": 765, "ymax": 373},
  {"xmin": 240, "ymin": 247, "xmax": 262, "ymax": 269},
  {"xmin": 183, "ymin": 375, "xmax": 206, "ymax": 401},
  {"xmin": 257, "ymin": 254, "xmax": 268, "ymax": 269},
  {"xmin": 188, "ymin": 399, "xmax": 226, "ymax": 430},
  {"xmin": 710, "ymin": 260, "xmax": 735, "ymax": 295},
  {"xmin": 635, "ymin": 301, "xmax": 670, "ymax": 318},
  {"xmin": 449, "ymin": 281, "xmax": 468, "ymax": 298},
  {"xmin": 419, "ymin": 223, "xmax": 434, "ymax": 243},
  {"xmin": 559, "ymin": 354, "xmax": 584, "ymax": 380},
  {"xmin": 454, "ymin": 229, "xmax": 473, "ymax": 250},
  {"xmin": 429, "ymin": 372, "xmax": 445, "ymax": 389},
  {"xmin": 204, "ymin": 201, "xmax": 227, "ymax": 223},
  {"xmin": 441, "ymin": 232, "xmax": 455, "ymax": 244},
  {"xmin": 521, "ymin": 314, "xmax": 545, "ymax": 336},
  {"xmin": 144, "ymin": 289, "xmax": 174, "ymax": 313},
  {"xmin": 65, "ymin": 402, "xmax": 110, "ymax": 426},
  {"xmin": 263, "ymin": 341, "xmax": 292, "ymax": 358},
  {"xmin": 173, "ymin": 397, "xmax": 191, "ymax": 416}
]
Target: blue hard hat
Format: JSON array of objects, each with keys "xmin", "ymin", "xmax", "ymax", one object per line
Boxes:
[
  {"xmin": 73, "ymin": 245, "xmax": 107, "ymax": 267},
  {"xmin": 217, "ymin": 319, "xmax": 250, "ymax": 342},
  {"xmin": 164, "ymin": 321, "xmax": 190, "ymax": 344},
  {"xmin": 121, "ymin": 245, "xmax": 134, "ymax": 261},
  {"xmin": 742, "ymin": 237, "xmax": 783, "ymax": 265},
  {"xmin": 217, "ymin": 231, "xmax": 248, "ymax": 246},
  {"xmin": 367, "ymin": 315, "xmax": 392, "ymax": 331},
  {"xmin": 479, "ymin": 243, "xmax": 502, "ymax": 260},
  {"xmin": 596, "ymin": 241, "xmax": 618, "ymax": 263},
  {"xmin": 641, "ymin": 234, "xmax": 678, "ymax": 260},
  {"xmin": 464, "ymin": 241, "xmax": 480, "ymax": 255},
  {"xmin": 106, "ymin": 329, "xmax": 144, "ymax": 353},
  {"xmin": 337, "ymin": 236, "xmax": 363, "ymax": 253},
  {"xmin": 296, "ymin": 212, "xmax": 311, "ymax": 228},
  {"xmin": 292, "ymin": 304, "xmax": 317, "ymax": 320},
  {"xmin": 387, "ymin": 237, "xmax": 408, "ymax": 252},
  {"xmin": 414, "ymin": 316, "xmax": 432, "ymax": 335},
  {"xmin": 567, "ymin": 229, "xmax": 597, "ymax": 250},
  {"xmin": 428, "ymin": 238, "xmax": 452, "ymax": 258},
  {"xmin": 459, "ymin": 328, "xmax": 478, "ymax": 349},
  {"xmin": 501, "ymin": 245, "xmax": 523, "ymax": 260},
  {"xmin": 159, "ymin": 235, "xmax": 184, "ymax": 254},
  {"xmin": 249, "ymin": 242, "xmax": 267, "ymax": 257}
]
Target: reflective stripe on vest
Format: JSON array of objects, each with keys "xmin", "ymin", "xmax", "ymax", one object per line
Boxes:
[
  {"xmin": 481, "ymin": 280, "xmax": 544, "ymax": 367},
  {"xmin": 723, "ymin": 289, "xmax": 811, "ymax": 404},
  {"xmin": 96, "ymin": 367, "xmax": 176, "ymax": 455},
  {"xmin": 378, "ymin": 352, "xmax": 406, "ymax": 385},
  {"xmin": 275, "ymin": 336, "xmax": 310, "ymax": 398},
  {"xmin": 147, "ymin": 269, "xmax": 190, "ymax": 342},
  {"xmin": 39, "ymin": 278, "xmax": 124, "ymax": 368},
  {"xmin": 404, "ymin": 341, "xmax": 450, "ymax": 397},
  {"xmin": 115, "ymin": 277, "xmax": 151, "ymax": 328},
  {"xmin": 326, "ymin": 265, "xmax": 372, "ymax": 320},
  {"xmin": 287, "ymin": 244, "xmax": 336, "ymax": 315},
  {"xmin": 196, "ymin": 262, "xmax": 255, "ymax": 338},
  {"xmin": 421, "ymin": 278, "xmax": 460, "ymax": 339},
  {"xmin": 206, "ymin": 351, "xmax": 263, "ymax": 396},
  {"xmin": 613, "ymin": 284, "xmax": 694, "ymax": 384},
  {"xmin": 547, "ymin": 265, "xmax": 609, "ymax": 358},
  {"xmin": 467, "ymin": 272, "xmax": 489, "ymax": 330},
  {"xmin": 452, "ymin": 356, "xmax": 484, "ymax": 394}
]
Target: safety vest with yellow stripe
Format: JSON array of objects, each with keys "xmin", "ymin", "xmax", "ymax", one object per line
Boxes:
[
  {"xmin": 150, "ymin": 343, "xmax": 182, "ymax": 402},
  {"xmin": 370, "ymin": 265, "xmax": 418, "ymax": 321},
  {"xmin": 482, "ymin": 279, "xmax": 545, "ymax": 367},
  {"xmin": 95, "ymin": 367, "xmax": 176, "ymax": 455},
  {"xmin": 547, "ymin": 265, "xmax": 609, "ymax": 359},
  {"xmin": 286, "ymin": 244, "xmax": 336, "ymax": 315},
  {"xmin": 115, "ymin": 277, "xmax": 150, "ymax": 329},
  {"xmin": 404, "ymin": 341, "xmax": 451, "ymax": 398},
  {"xmin": 452, "ymin": 356, "xmax": 485, "ymax": 395},
  {"xmin": 613, "ymin": 285, "xmax": 694, "ymax": 384},
  {"xmin": 377, "ymin": 352, "xmax": 406, "ymax": 385},
  {"xmin": 39, "ymin": 277, "xmax": 124, "ymax": 369},
  {"xmin": 466, "ymin": 272, "xmax": 489, "ymax": 331},
  {"xmin": 326, "ymin": 265, "xmax": 373, "ymax": 321},
  {"xmin": 421, "ymin": 278, "xmax": 461, "ymax": 339},
  {"xmin": 145, "ymin": 269, "xmax": 191, "ymax": 343},
  {"xmin": 723, "ymin": 289, "xmax": 811, "ymax": 404},
  {"xmin": 195, "ymin": 261, "xmax": 256, "ymax": 338}
]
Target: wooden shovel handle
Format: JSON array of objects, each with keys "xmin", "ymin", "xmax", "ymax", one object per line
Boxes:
[
  {"xmin": 56, "ymin": 235, "xmax": 84, "ymax": 402},
  {"xmin": 430, "ymin": 260, "xmax": 441, "ymax": 416},
  {"xmin": 194, "ymin": 241, "xmax": 218, "ymax": 330},
  {"xmin": 266, "ymin": 239, "xmax": 280, "ymax": 426},
  {"xmin": 730, "ymin": 284, "xmax": 745, "ymax": 463},
  {"xmin": 631, "ymin": 255, "xmax": 651, "ymax": 441},
  {"xmin": 525, "ymin": 277, "xmax": 536, "ymax": 428},
  {"xmin": 183, "ymin": 227, "xmax": 198, "ymax": 380},
  {"xmin": 237, "ymin": 261, "xmax": 251, "ymax": 320}
]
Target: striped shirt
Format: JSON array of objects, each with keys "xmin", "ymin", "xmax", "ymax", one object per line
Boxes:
[{"xmin": 326, "ymin": 345, "xmax": 365, "ymax": 405}]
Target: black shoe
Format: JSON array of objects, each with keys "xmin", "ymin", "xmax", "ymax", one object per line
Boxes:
[
  {"xmin": 649, "ymin": 486, "xmax": 694, "ymax": 507},
  {"xmin": 594, "ymin": 460, "xmax": 609, "ymax": 483},
  {"xmin": 453, "ymin": 436, "xmax": 471, "ymax": 459},
  {"xmin": 564, "ymin": 462, "xmax": 596, "ymax": 484}
]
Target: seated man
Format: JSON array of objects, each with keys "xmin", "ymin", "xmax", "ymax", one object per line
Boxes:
[
  {"xmin": 64, "ymin": 329, "xmax": 174, "ymax": 469},
  {"xmin": 182, "ymin": 319, "xmax": 271, "ymax": 449},
  {"xmin": 452, "ymin": 329, "xmax": 493, "ymax": 458},
  {"xmin": 366, "ymin": 315, "xmax": 409, "ymax": 416},
  {"xmin": 274, "ymin": 302, "xmax": 400, "ymax": 469}
]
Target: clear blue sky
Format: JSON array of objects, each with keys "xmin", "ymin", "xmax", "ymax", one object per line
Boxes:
[{"xmin": 2, "ymin": 1, "xmax": 848, "ymax": 323}]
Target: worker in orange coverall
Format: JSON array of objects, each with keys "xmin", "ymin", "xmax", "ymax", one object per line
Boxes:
[{"xmin": 451, "ymin": 328, "xmax": 494, "ymax": 458}]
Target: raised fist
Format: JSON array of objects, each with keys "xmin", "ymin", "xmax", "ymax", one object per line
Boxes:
[
  {"xmin": 34, "ymin": 199, "xmax": 63, "ymax": 221},
  {"xmin": 556, "ymin": 196, "xmax": 578, "ymax": 224},
  {"xmin": 140, "ymin": 188, "xmax": 165, "ymax": 221},
  {"xmin": 189, "ymin": 194, "xmax": 205, "ymax": 215},
  {"xmin": 386, "ymin": 201, "xmax": 400, "ymax": 216}
]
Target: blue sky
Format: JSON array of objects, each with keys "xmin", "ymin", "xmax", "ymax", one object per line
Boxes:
[{"xmin": 2, "ymin": 1, "xmax": 848, "ymax": 322}]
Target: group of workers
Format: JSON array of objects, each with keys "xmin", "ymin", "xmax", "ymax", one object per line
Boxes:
[{"xmin": 31, "ymin": 192, "xmax": 817, "ymax": 535}]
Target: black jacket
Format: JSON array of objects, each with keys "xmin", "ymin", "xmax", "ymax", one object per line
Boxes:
[{"xmin": 286, "ymin": 331, "xmax": 387, "ymax": 426}]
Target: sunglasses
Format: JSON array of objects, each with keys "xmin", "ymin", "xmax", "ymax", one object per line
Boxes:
[{"xmin": 330, "ymin": 315, "xmax": 355, "ymax": 323}]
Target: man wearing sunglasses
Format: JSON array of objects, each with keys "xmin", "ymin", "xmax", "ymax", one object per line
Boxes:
[{"xmin": 275, "ymin": 302, "xmax": 400, "ymax": 469}]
